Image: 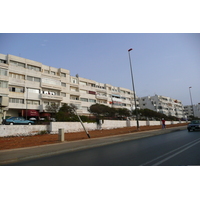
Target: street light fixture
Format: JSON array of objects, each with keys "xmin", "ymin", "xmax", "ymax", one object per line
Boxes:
[
  {"xmin": 128, "ymin": 48, "xmax": 139, "ymax": 130},
  {"xmin": 189, "ymin": 86, "xmax": 194, "ymax": 118}
]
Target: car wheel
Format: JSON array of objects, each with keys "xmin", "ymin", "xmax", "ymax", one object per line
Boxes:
[
  {"xmin": 28, "ymin": 122, "xmax": 32, "ymax": 125},
  {"xmin": 10, "ymin": 122, "xmax": 14, "ymax": 125}
]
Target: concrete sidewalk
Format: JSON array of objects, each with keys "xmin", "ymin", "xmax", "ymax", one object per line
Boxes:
[{"xmin": 0, "ymin": 126, "xmax": 186, "ymax": 165}]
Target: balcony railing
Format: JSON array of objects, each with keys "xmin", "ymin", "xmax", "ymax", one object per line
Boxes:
[
  {"xmin": 96, "ymin": 95, "xmax": 108, "ymax": 100},
  {"xmin": 40, "ymin": 94, "xmax": 63, "ymax": 101}
]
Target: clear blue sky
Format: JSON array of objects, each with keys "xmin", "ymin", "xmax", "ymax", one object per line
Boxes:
[{"xmin": 0, "ymin": 33, "xmax": 199, "ymax": 105}]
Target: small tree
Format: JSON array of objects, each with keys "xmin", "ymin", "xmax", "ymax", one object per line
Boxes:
[
  {"xmin": 56, "ymin": 103, "xmax": 77, "ymax": 121},
  {"xmin": 89, "ymin": 104, "xmax": 110, "ymax": 118},
  {"xmin": 89, "ymin": 104, "xmax": 131, "ymax": 120},
  {"xmin": 117, "ymin": 108, "xmax": 131, "ymax": 119},
  {"xmin": 45, "ymin": 103, "xmax": 60, "ymax": 118}
]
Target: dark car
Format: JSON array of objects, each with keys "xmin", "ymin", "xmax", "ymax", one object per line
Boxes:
[
  {"xmin": 3, "ymin": 117, "xmax": 34, "ymax": 125},
  {"xmin": 187, "ymin": 120, "xmax": 200, "ymax": 132}
]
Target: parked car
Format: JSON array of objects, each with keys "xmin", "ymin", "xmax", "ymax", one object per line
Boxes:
[
  {"xmin": 3, "ymin": 117, "xmax": 35, "ymax": 125},
  {"xmin": 187, "ymin": 120, "xmax": 200, "ymax": 132}
]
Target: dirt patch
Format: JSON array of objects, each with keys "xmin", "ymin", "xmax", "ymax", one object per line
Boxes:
[{"xmin": 0, "ymin": 123, "xmax": 187, "ymax": 150}]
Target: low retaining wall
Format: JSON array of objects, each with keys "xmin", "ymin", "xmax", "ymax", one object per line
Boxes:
[
  {"xmin": 0, "ymin": 120, "xmax": 186, "ymax": 137},
  {"xmin": 0, "ymin": 125, "xmax": 48, "ymax": 137}
]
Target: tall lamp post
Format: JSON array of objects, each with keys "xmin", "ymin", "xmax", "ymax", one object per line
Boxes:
[
  {"xmin": 26, "ymin": 87, "xmax": 28, "ymax": 120},
  {"xmin": 189, "ymin": 86, "xmax": 194, "ymax": 118},
  {"xmin": 128, "ymin": 48, "xmax": 139, "ymax": 130}
]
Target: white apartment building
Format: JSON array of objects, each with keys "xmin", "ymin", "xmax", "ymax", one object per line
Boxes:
[
  {"xmin": 138, "ymin": 95, "xmax": 186, "ymax": 119},
  {"xmin": 184, "ymin": 104, "xmax": 200, "ymax": 119},
  {"xmin": 0, "ymin": 53, "xmax": 139, "ymax": 121}
]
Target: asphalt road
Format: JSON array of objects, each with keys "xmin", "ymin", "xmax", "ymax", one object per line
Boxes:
[{"xmin": 8, "ymin": 129, "xmax": 200, "ymax": 166}]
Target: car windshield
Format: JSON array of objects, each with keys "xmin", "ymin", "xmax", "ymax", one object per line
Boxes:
[
  {"xmin": 7, "ymin": 117, "xmax": 15, "ymax": 120},
  {"xmin": 191, "ymin": 120, "xmax": 200, "ymax": 124}
]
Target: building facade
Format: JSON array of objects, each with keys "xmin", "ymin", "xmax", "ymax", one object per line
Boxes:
[
  {"xmin": 0, "ymin": 54, "xmax": 139, "ymax": 122},
  {"xmin": 138, "ymin": 95, "xmax": 185, "ymax": 119},
  {"xmin": 184, "ymin": 104, "xmax": 200, "ymax": 119}
]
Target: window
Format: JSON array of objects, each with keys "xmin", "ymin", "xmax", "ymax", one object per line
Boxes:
[
  {"xmin": 27, "ymin": 100, "xmax": 40, "ymax": 105},
  {"xmin": 0, "ymin": 68, "xmax": 8, "ymax": 76},
  {"xmin": 70, "ymin": 87, "xmax": 79, "ymax": 92},
  {"xmin": 61, "ymin": 82, "xmax": 66, "ymax": 87},
  {"xmin": 9, "ymin": 72, "xmax": 25, "ymax": 80},
  {"xmin": 28, "ymin": 88, "xmax": 40, "ymax": 93},
  {"xmin": 89, "ymin": 99, "xmax": 96, "ymax": 103},
  {"xmin": 51, "ymin": 71, "xmax": 56, "ymax": 75},
  {"xmin": 44, "ymin": 70, "xmax": 49, "ymax": 74},
  {"xmin": 0, "ymin": 80, "xmax": 8, "ymax": 88},
  {"xmin": 0, "ymin": 59, "xmax": 6, "ymax": 64},
  {"xmin": 9, "ymin": 98, "xmax": 24, "ymax": 104},
  {"xmin": 81, "ymin": 106, "xmax": 88, "ymax": 111},
  {"xmin": 42, "ymin": 90, "xmax": 58, "ymax": 95},
  {"xmin": 80, "ymin": 98, "xmax": 88, "ymax": 102},
  {"xmin": 34, "ymin": 77, "xmax": 40, "ymax": 82},
  {"xmin": 9, "ymin": 86, "xmax": 24, "ymax": 93},
  {"xmin": 71, "ymin": 78, "xmax": 78, "ymax": 84},
  {"xmin": 10, "ymin": 60, "xmax": 25, "ymax": 68},
  {"xmin": 27, "ymin": 76, "xmax": 41, "ymax": 82},
  {"xmin": 61, "ymin": 92, "xmax": 66, "ymax": 97},
  {"xmin": 61, "ymin": 73, "xmax": 66, "ymax": 77},
  {"xmin": 27, "ymin": 65, "xmax": 41, "ymax": 72},
  {"xmin": 70, "ymin": 96, "xmax": 79, "ymax": 100}
]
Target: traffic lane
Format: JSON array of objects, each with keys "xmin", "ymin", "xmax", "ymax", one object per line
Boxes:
[
  {"xmin": 151, "ymin": 137, "xmax": 200, "ymax": 166},
  {"xmin": 140, "ymin": 130, "xmax": 200, "ymax": 166},
  {"xmin": 7, "ymin": 129, "xmax": 200, "ymax": 166}
]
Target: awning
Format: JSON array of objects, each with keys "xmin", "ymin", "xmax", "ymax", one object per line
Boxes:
[
  {"xmin": 21, "ymin": 110, "xmax": 40, "ymax": 117},
  {"xmin": 40, "ymin": 112, "xmax": 51, "ymax": 117}
]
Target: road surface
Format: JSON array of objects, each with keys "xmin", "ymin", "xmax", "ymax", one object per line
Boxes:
[{"xmin": 7, "ymin": 129, "xmax": 200, "ymax": 166}]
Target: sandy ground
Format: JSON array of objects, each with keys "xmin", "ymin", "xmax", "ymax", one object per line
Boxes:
[{"xmin": 0, "ymin": 123, "xmax": 187, "ymax": 150}]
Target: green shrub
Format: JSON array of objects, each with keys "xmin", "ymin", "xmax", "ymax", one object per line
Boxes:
[{"xmin": 38, "ymin": 130, "xmax": 48, "ymax": 135}]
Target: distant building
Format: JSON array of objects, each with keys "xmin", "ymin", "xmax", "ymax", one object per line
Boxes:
[
  {"xmin": 0, "ymin": 53, "xmax": 140, "ymax": 122},
  {"xmin": 138, "ymin": 95, "xmax": 186, "ymax": 119},
  {"xmin": 184, "ymin": 104, "xmax": 200, "ymax": 119}
]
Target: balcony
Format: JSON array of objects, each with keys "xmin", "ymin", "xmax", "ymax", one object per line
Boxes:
[
  {"xmin": 40, "ymin": 94, "xmax": 63, "ymax": 101},
  {"xmin": 9, "ymin": 77, "xmax": 25, "ymax": 86},
  {"xmin": 41, "ymin": 82, "xmax": 62, "ymax": 90},
  {"xmin": 79, "ymin": 84, "xmax": 94, "ymax": 91},
  {"xmin": 96, "ymin": 95, "xmax": 108, "ymax": 100},
  {"xmin": 70, "ymin": 90, "xmax": 80, "ymax": 96},
  {"xmin": 9, "ymin": 65, "xmax": 26, "ymax": 74}
]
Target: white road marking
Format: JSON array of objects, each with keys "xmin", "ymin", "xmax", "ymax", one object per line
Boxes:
[{"xmin": 141, "ymin": 138, "xmax": 200, "ymax": 166}]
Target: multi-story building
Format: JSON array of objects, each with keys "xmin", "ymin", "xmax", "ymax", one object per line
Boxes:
[
  {"xmin": 184, "ymin": 104, "xmax": 200, "ymax": 119},
  {"xmin": 0, "ymin": 53, "xmax": 139, "ymax": 122},
  {"xmin": 138, "ymin": 95, "xmax": 185, "ymax": 119}
]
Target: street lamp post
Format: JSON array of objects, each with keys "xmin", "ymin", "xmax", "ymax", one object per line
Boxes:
[
  {"xmin": 189, "ymin": 87, "xmax": 195, "ymax": 118},
  {"xmin": 128, "ymin": 48, "xmax": 139, "ymax": 130},
  {"xmin": 26, "ymin": 87, "xmax": 28, "ymax": 120}
]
